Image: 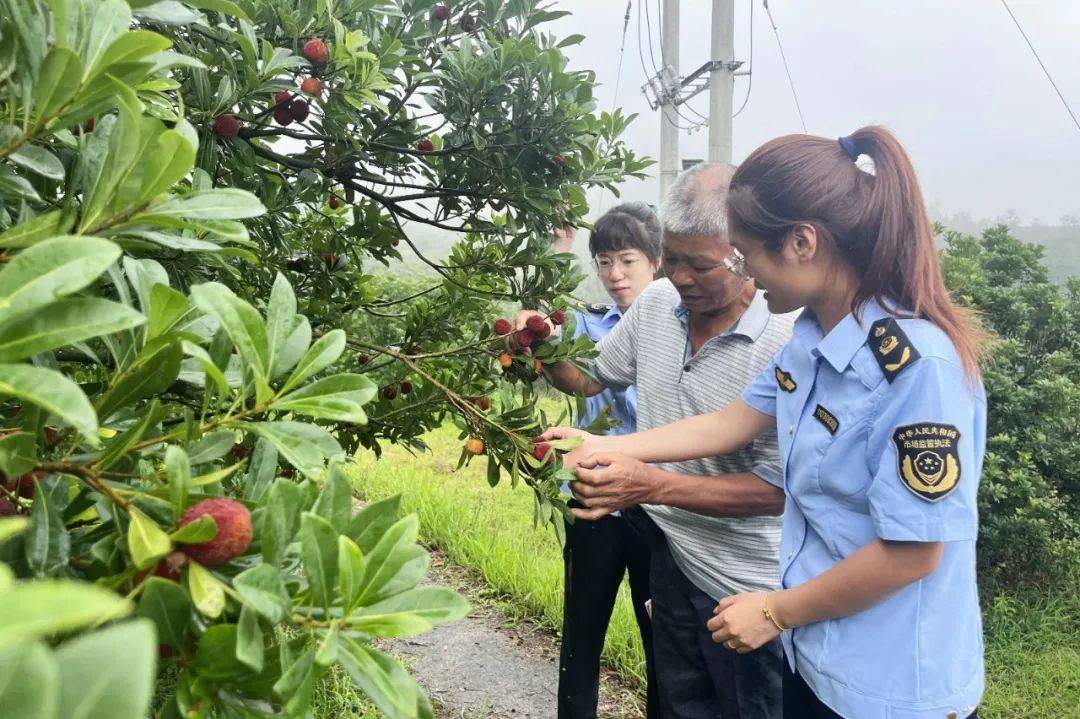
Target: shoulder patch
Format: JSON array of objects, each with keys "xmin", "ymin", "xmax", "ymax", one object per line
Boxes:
[
  {"xmin": 892, "ymin": 423, "xmax": 961, "ymax": 501},
  {"xmin": 869, "ymin": 318, "xmax": 920, "ymax": 382},
  {"xmin": 813, "ymin": 405, "xmax": 839, "ymax": 435},
  {"xmin": 775, "ymin": 366, "xmax": 797, "ymax": 393},
  {"xmin": 586, "ymin": 302, "xmax": 612, "ymax": 314}
]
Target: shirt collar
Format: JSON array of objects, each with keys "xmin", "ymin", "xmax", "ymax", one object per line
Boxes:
[
  {"xmin": 672, "ymin": 290, "xmax": 771, "ymax": 343},
  {"xmin": 603, "ymin": 304, "xmax": 625, "ymax": 323},
  {"xmin": 811, "ymin": 296, "xmax": 896, "ymax": 373}
]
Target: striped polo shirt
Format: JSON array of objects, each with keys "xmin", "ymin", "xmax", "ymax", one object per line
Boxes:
[{"xmin": 594, "ymin": 279, "xmax": 796, "ymax": 599}]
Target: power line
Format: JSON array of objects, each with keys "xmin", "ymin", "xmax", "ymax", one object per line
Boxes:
[
  {"xmin": 652, "ymin": 0, "xmax": 708, "ymax": 131},
  {"xmin": 763, "ymin": 0, "xmax": 807, "ymax": 132},
  {"xmin": 999, "ymin": 0, "xmax": 1080, "ymax": 133},
  {"xmin": 733, "ymin": 0, "xmax": 754, "ymax": 117},
  {"xmin": 594, "ymin": 2, "xmax": 634, "ymax": 215}
]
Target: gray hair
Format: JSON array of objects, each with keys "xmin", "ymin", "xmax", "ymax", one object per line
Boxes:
[{"xmin": 660, "ymin": 162, "xmax": 737, "ymax": 238}]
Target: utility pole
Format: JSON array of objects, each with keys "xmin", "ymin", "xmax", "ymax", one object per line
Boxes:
[
  {"xmin": 708, "ymin": 0, "xmax": 736, "ymax": 163},
  {"xmin": 658, "ymin": 0, "xmax": 680, "ymax": 200}
]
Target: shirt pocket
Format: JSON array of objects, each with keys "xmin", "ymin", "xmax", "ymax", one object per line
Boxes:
[{"xmin": 814, "ymin": 405, "xmax": 874, "ymax": 500}]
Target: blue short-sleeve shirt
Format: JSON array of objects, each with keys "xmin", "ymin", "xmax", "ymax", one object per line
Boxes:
[
  {"xmin": 742, "ymin": 297, "xmax": 985, "ymax": 719},
  {"xmin": 571, "ymin": 304, "xmax": 638, "ymax": 434}
]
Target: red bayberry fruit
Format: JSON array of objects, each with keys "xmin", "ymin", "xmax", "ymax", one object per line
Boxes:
[
  {"xmin": 212, "ymin": 114, "xmax": 240, "ymax": 139},
  {"xmin": 281, "ymin": 467, "xmax": 295, "ymax": 479},
  {"xmin": 417, "ymin": 137, "xmax": 435, "ymax": 152},
  {"xmin": 382, "ymin": 386, "xmax": 397, "ymax": 400},
  {"xmin": 84, "ymin": 117, "xmax": 95, "ymax": 132},
  {"xmin": 515, "ymin": 328, "xmax": 536, "ymax": 349},
  {"xmin": 476, "ymin": 396, "xmax": 491, "ymax": 411},
  {"xmin": 549, "ymin": 309, "xmax": 566, "ymax": 325},
  {"xmin": 358, "ymin": 353, "xmax": 370, "ymax": 366},
  {"xmin": 229, "ymin": 444, "xmax": 249, "ymax": 459},
  {"xmin": 274, "ymin": 91, "xmax": 291, "ymax": 107},
  {"xmin": 43, "ymin": 426, "xmax": 61, "ymax": 447},
  {"xmin": 323, "ymin": 252, "xmax": 334, "ymax": 265},
  {"xmin": 177, "ymin": 498, "xmax": 253, "ymax": 567},
  {"xmin": 153, "ymin": 551, "xmax": 189, "ymax": 582},
  {"xmin": 286, "ymin": 258, "xmax": 305, "ymax": 272},
  {"xmin": 498, "ymin": 353, "xmax": 513, "ymax": 369},
  {"xmin": 273, "ymin": 106, "xmax": 293, "ymax": 126},
  {"xmin": 493, "ymin": 318, "xmax": 512, "ymax": 335},
  {"xmin": 533, "ymin": 442, "xmax": 554, "ymax": 464},
  {"xmin": 289, "ymin": 99, "xmax": 310, "ymax": 123},
  {"xmin": 534, "ymin": 357, "xmax": 543, "ymax": 375},
  {"xmin": 303, "ymin": 39, "xmax": 329, "ymax": 65},
  {"xmin": 525, "ymin": 315, "xmax": 551, "ymax": 338},
  {"xmin": 433, "ymin": 4, "xmax": 450, "ymax": 21},
  {"xmin": 400, "ymin": 381, "xmax": 413, "ymax": 395},
  {"xmin": 329, "ymin": 194, "xmax": 340, "ymax": 209},
  {"xmin": 459, "ymin": 13, "xmax": 476, "ymax": 31},
  {"xmin": 300, "ymin": 76, "xmax": 323, "ymax": 95},
  {"xmin": 0, "ymin": 496, "xmax": 17, "ymax": 516},
  {"xmin": 464, "ymin": 438, "xmax": 484, "ymax": 455},
  {"xmin": 11, "ymin": 471, "xmax": 44, "ymax": 499}
]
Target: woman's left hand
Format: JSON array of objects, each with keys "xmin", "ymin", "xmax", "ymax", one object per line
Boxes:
[{"xmin": 706, "ymin": 592, "xmax": 783, "ymax": 653}]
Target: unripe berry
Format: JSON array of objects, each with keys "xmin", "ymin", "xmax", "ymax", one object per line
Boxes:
[
  {"xmin": 212, "ymin": 114, "xmax": 240, "ymax": 139},
  {"xmin": 329, "ymin": 194, "xmax": 340, "ymax": 209},
  {"xmin": 464, "ymin": 438, "xmax": 484, "ymax": 455},
  {"xmin": 534, "ymin": 357, "xmax": 543, "ymax": 375},
  {"xmin": 493, "ymin": 318, "xmax": 512, "ymax": 335},
  {"xmin": 289, "ymin": 99, "xmax": 310, "ymax": 123},
  {"xmin": 498, "ymin": 353, "xmax": 512, "ymax": 369},
  {"xmin": 300, "ymin": 76, "xmax": 323, "ymax": 95},
  {"xmin": 417, "ymin": 137, "xmax": 435, "ymax": 152},
  {"xmin": 549, "ymin": 309, "xmax": 566, "ymax": 325},
  {"xmin": 177, "ymin": 498, "xmax": 253, "ymax": 566},
  {"xmin": 303, "ymin": 38, "xmax": 329, "ymax": 65}
]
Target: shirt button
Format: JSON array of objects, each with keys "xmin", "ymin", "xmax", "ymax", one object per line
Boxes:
[
  {"xmin": 788, "ymin": 424, "xmax": 795, "ymax": 436},
  {"xmin": 683, "ymin": 364, "xmax": 691, "ymax": 372},
  {"xmin": 947, "ymin": 713, "xmax": 958, "ymax": 719}
]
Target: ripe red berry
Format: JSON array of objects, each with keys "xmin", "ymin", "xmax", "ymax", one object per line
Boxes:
[
  {"xmin": 329, "ymin": 194, "xmax": 340, "ymax": 209},
  {"xmin": 274, "ymin": 91, "xmax": 291, "ymax": 107},
  {"xmin": 303, "ymin": 38, "xmax": 329, "ymax": 65},
  {"xmin": 177, "ymin": 498, "xmax": 253, "ymax": 567},
  {"xmin": 417, "ymin": 137, "xmax": 435, "ymax": 152},
  {"xmin": 525, "ymin": 315, "xmax": 551, "ymax": 338},
  {"xmin": 0, "ymin": 496, "xmax": 16, "ymax": 516},
  {"xmin": 43, "ymin": 426, "xmax": 61, "ymax": 447},
  {"xmin": 477, "ymin": 396, "xmax": 491, "ymax": 411},
  {"xmin": 11, "ymin": 471, "xmax": 44, "ymax": 499},
  {"xmin": 493, "ymin": 318, "xmax": 512, "ymax": 335},
  {"xmin": 400, "ymin": 381, "xmax": 413, "ymax": 395},
  {"xmin": 382, "ymin": 386, "xmax": 397, "ymax": 400},
  {"xmin": 280, "ymin": 467, "xmax": 295, "ymax": 479},
  {"xmin": 83, "ymin": 117, "xmax": 95, "ymax": 133},
  {"xmin": 300, "ymin": 76, "xmax": 323, "ymax": 95},
  {"xmin": 273, "ymin": 106, "xmax": 293, "ymax": 126},
  {"xmin": 533, "ymin": 442, "xmax": 554, "ymax": 463},
  {"xmin": 289, "ymin": 99, "xmax": 310, "ymax": 123},
  {"xmin": 459, "ymin": 13, "xmax": 476, "ymax": 31},
  {"xmin": 515, "ymin": 328, "xmax": 536, "ymax": 349},
  {"xmin": 212, "ymin": 114, "xmax": 240, "ymax": 139},
  {"xmin": 323, "ymin": 251, "xmax": 334, "ymax": 264},
  {"xmin": 358, "ymin": 353, "xmax": 370, "ymax": 366},
  {"xmin": 549, "ymin": 310, "xmax": 566, "ymax": 325},
  {"xmin": 553, "ymin": 154, "xmax": 565, "ymax": 165},
  {"xmin": 433, "ymin": 4, "xmax": 450, "ymax": 21},
  {"xmin": 229, "ymin": 444, "xmax": 249, "ymax": 459}
]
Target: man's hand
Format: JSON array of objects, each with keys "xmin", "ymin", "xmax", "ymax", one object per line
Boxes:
[
  {"xmin": 537, "ymin": 426, "xmax": 605, "ymax": 467},
  {"xmin": 569, "ymin": 452, "xmax": 655, "ymax": 520},
  {"xmin": 706, "ymin": 592, "xmax": 783, "ymax": 654},
  {"xmin": 552, "ymin": 225, "xmax": 577, "ymax": 253}
]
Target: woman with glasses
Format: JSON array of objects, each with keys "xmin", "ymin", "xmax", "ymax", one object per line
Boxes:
[
  {"xmin": 543, "ymin": 128, "xmax": 987, "ymax": 719},
  {"xmin": 547, "ymin": 202, "xmax": 662, "ymax": 719}
]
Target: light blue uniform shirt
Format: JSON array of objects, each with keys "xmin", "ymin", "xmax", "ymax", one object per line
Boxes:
[
  {"xmin": 571, "ymin": 305, "xmax": 638, "ymax": 434},
  {"xmin": 742, "ymin": 297, "xmax": 985, "ymax": 719}
]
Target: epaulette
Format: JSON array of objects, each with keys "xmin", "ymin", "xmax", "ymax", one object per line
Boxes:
[
  {"xmin": 868, "ymin": 317, "xmax": 921, "ymax": 382},
  {"xmin": 585, "ymin": 302, "xmax": 612, "ymax": 314}
]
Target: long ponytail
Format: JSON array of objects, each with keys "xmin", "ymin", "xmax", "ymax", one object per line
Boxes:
[{"xmin": 727, "ymin": 126, "xmax": 985, "ymax": 378}]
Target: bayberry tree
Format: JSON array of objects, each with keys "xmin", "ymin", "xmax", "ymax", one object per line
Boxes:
[{"xmin": 0, "ymin": 0, "xmax": 645, "ymax": 717}]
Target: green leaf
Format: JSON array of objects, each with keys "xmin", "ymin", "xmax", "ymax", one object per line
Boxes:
[
  {"xmin": 81, "ymin": 0, "xmax": 134, "ymax": 75},
  {"xmin": 300, "ymin": 512, "xmax": 339, "ymax": 610},
  {"xmin": 275, "ymin": 373, "xmax": 377, "ymax": 424},
  {"xmin": 34, "ymin": 47, "xmax": 82, "ymax": 121},
  {"xmin": 257, "ymin": 478, "xmax": 302, "ymax": 567},
  {"xmin": 338, "ymin": 535, "xmax": 366, "ymax": 614},
  {"xmin": 25, "ymin": 476, "xmax": 70, "ymax": 578},
  {"xmin": 356, "ymin": 515, "xmax": 428, "ymax": 606},
  {"xmin": 0, "ymin": 582, "xmax": 131, "ymax": 650},
  {"xmin": 91, "ymin": 29, "xmax": 171, "ymax": 79},
  {"xmin": 165, "ymin": 445, "xmax": 191, "ymax": 513},
  {"xmin": 96, "ymin": 400, "xmax": 165, "ymax": 470},
  {"xmin": 0, "ymin": 431, "xmax": 36, "ymax": 477},
  {"xmin": 265, "ymin": 272, "xmax": 299, "ymax": 378},
  {"xmin": 168, "ymin": 514, "xmax": 216, "ymax": 544},
  {"xmin": 282, "ymin": 329, "xmax": 346, "ymax": 392},
  {"xmin": 194, "ymin": 624, "xmax": 247, "ymax": 679},
  {"xmin": 190, "ymin": 282, "xmax": 270, "ymax": 398},
  {"xmin": 136, "ymin": 577, "xmax": 192, "ymax": 649},
  {"xmin": 186, "ymin": 0, "xmax": 251, "ymax": 21},
  {"xmin": 9, "ymin": 145, "xmax": 65, "ymax": 180},
  {"xmin": 314, "ymin": 623, "xmax": 340, "ymax": 667},
  {"xmin": 184, "ymin": 429, "xmax": 234, "ymax": 465},
  {"xmin": 0, "ymin": 642, "xmax": 59, "ymax": 719},
  {"xmin": 0, "ymin": 236, "xmax": 121, "ymax": 319},
  {"xmin": 137, "ymin": 129, "xmax": 196, "ymax": 204},
  {"xmin": 146, "ymin": 284, "xmax": 189, "ymax": 339},
  {"xmin": 311, "ymin": 462, "xmax": 354, "ymax": 532},
  {"xmin": 179, "ymin": 340, "xmax": 230, "ymax": 396},
  {"xmin": 133, "ymin": 1, "xmax": 202, "ymax": 25},
  {"xmin": 0, "ymin": 365, "xmax": 96, "ymax": 441},
  {"xmin": 127, "ymin": 507, "xmax": 172, "ymax": 570},
  {"xmin": 0, "ymin": 516, "xmax": 29, "ymax": 544},
  {"xmin": 243, "ymin": 422, "xmax": 342, "ymax": 479},
  {"xmin": 140, "ymin": 188, "xmax": 265, "ymax": 221},
  {"xmin": 242, "ymin": 437, "xmax": 277, "ymax": 503},
  {"xmin": 95, "ymin": 337, "xmax": 181, "ymax": 421},
  {"xmin": 0, "ymin": 297, "xmax": 145, "ymax": 362},
  {"xmin": 236, "ymin": 604, "xmax": 264, "ymax": 672},
  {"xmin": 347, "ymin": 587, "xmax": 469, "ymax": 638},
  {"xmin": 346, "ymin": 494, "xmax": 402, "ymax": 554},
  {"xmin": 187, "ymin": 561, "xmax": 225, "ymax": 618},
  {"xmin": 55, "ymin": 619, "xmax": 155, "ymax": 719},
  {"xmin": 233, "ymin": 564, "xmax": 291, "ymax": 623},
  {"xmin": 0, "ymin": 211, "xmax": 73, "ymax": 249},
  {"xmin": 338, "ymin": 640, "xmax": 433, "ymax": 719}
]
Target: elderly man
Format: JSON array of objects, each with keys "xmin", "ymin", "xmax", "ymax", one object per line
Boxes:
[{"xmin": 523, "ymin": 163, "xmax": 795, "ymax": 718}]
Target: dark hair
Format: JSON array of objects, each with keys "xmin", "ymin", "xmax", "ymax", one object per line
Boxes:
[
  {"xmin": 726, "ymin": 126, "xmax": 983, "ymax": 377},
  {"xmin": 588, "ymin": 202, "xmax": 662, "ymax": 262}
]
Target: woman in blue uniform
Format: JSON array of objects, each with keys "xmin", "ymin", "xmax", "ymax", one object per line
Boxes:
[
  {"xmin": 552, "ymin": 203, "xmax": 662, "ymax": 719},
  {"xmin": 543, "ymin": 127, "xmax": 986, "ymax": 718}
]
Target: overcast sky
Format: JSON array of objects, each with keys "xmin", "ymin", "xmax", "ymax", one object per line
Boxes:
[{"xmin": 547, "ymin": 0, "xmax": 1080, "ymax": 223}]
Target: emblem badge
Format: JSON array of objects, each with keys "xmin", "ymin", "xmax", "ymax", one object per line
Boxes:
[
  {"xmin": 813, "ymin": 405, "xmax": 839, "ymax": 435},
  {"xmin": 868, "ymin": 318, "xmax": 920, "ymax": 382},
  {"xmin": 775, "ymin": 366, "xmax": 797, "ymax": 393},
  {"xmin": 892, "ymin": 423, "xmax": 962, "ymax": 501}
]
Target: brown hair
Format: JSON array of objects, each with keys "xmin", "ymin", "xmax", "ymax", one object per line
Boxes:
[{"xmin": 726, "ymin": 126, "xmax": 984, "ymax": 377}]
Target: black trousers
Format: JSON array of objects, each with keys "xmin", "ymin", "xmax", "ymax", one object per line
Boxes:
[
  {"xmin": 558, "ymin": 505, "xmax": 658, "ymax": 719},
  {"xmin": 646, "ymin": 514, "xmax": 782, "ymax": 719},
  {"xmin": 783, "ymin": 666, "xmax": 980, "ymax": 719}
]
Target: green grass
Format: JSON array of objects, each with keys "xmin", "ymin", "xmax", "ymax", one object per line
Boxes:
[{"xmin": 342, "ymin": 422, "xmax": 1079, "ymax": 718}]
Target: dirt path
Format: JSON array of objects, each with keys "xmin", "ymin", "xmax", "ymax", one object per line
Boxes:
[{"xmin": 391, "ymin": 555, "xmax": 644, "ymax": 719}]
